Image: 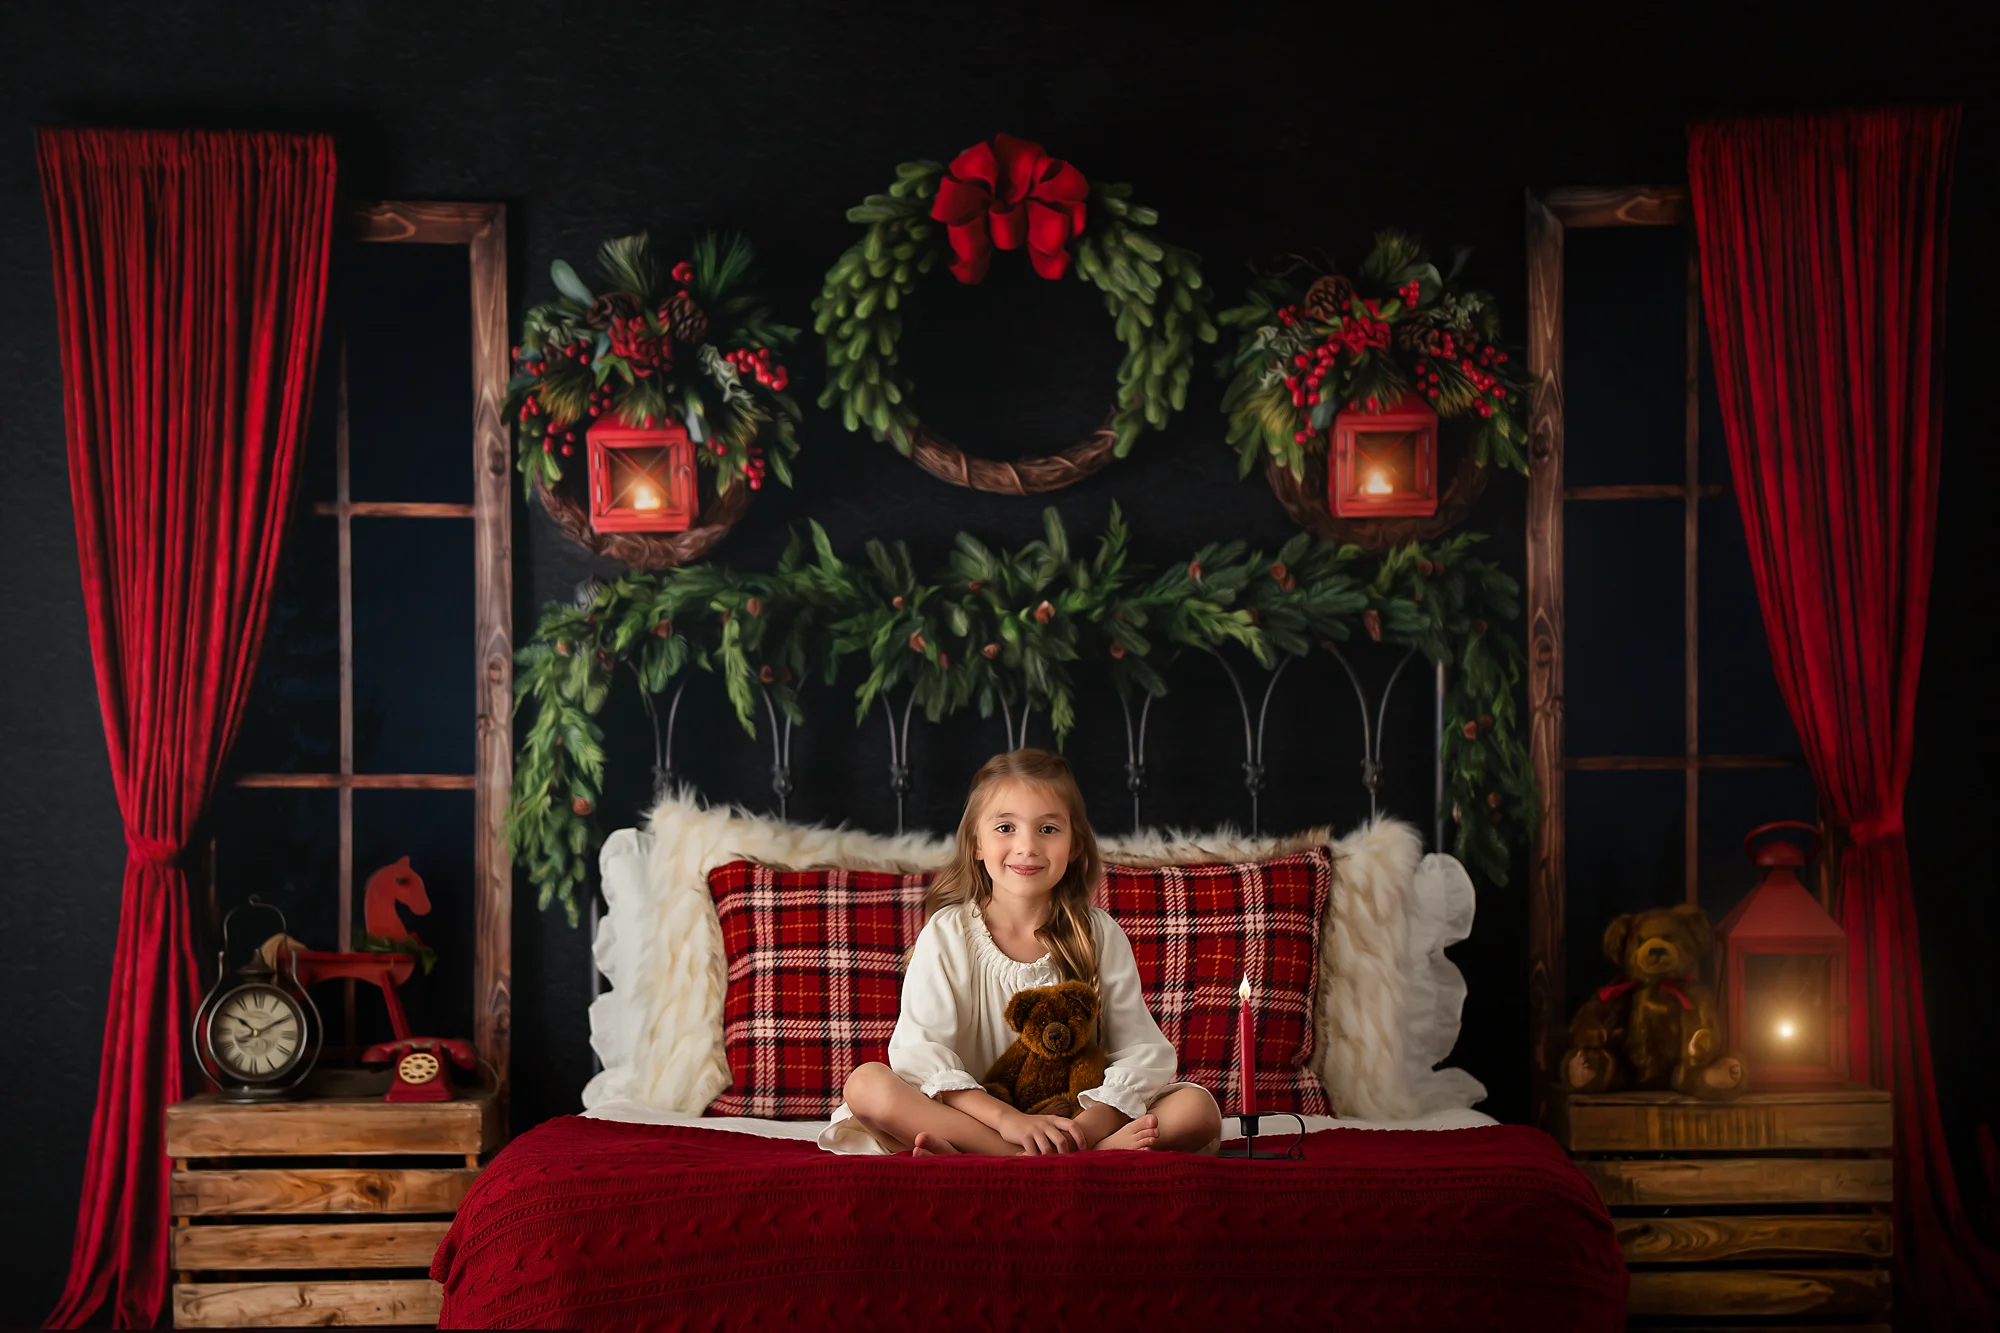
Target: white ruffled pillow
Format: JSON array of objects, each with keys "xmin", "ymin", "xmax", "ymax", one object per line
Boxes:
[{"xmin": 584, "ymin": 793, "xmax": 1483, "ymax": 1121}]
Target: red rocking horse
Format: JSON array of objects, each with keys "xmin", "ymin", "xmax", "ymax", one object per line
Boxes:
[{"xmin": 285, "ymin": 858, "xmax": 476, "ymax": 1102}]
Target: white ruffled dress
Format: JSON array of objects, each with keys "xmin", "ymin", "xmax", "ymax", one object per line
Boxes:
[{"xmin": 818, "ymin": 903, "xmax": 1195, "ymax": 1154}]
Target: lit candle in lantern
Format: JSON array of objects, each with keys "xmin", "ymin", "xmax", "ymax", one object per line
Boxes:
[
  {"xmin": 1364, "ymin": 469, "xmax": 1393, "ymax": 495},
  {"xmin": 1237, "ymin": 975, "xmax": 1257, "ymax": 1118},
  {"xmin": 1776, "ymin": 1019, "xmax": 1796, "ymax": 1041},
  {"xmin": 631, "ymin": 483, "xmax": 663, "ymax": 511}
]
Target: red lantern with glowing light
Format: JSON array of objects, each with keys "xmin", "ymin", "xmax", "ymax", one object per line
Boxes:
[
  {"xmin": 1715, "ymin": 821, "xmax": 1849, "ymax": 1089},
  {"xmin": 587, "ymin": 419, "xmax": 698, "ymax": 533},
  {"xmin": 1329, "ymin": 392, "xmax": 1438, "ymax": 518}
]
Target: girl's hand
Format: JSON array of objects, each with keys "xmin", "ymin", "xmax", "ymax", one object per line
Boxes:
[{"xmin": 1001, "ymin": 1110, "xmax": 1086, "ymax": 1155}]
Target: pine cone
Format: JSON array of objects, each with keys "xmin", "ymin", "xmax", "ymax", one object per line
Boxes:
[
  {"xmin": 1397, "ymin": 319, "xmax": 1448, "ymax": 356},
  {"xmin": 1302, "ymin": 274, "xmax": 1353, "ymax": 322},
  {"xmin": 664, "ymin": 291, "xmax": 710, "ymax": 347},
  {"xmin": 585, "ymin": 291, "xmax": 642, "ymax": 331}
]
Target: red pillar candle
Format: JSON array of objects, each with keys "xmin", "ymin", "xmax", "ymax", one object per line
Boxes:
[{"xmin": 1237, "ymin": 975, "xmax": 1258, "ymax": 1117}]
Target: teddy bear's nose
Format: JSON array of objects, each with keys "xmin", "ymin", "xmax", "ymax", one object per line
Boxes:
[
  {"xmin": 1044, "ymin": 1021, "xmax": 1072, "ymax": 1052},
  {"xmin": 1646, "ymin": 944, "xmax": 1669, "ymax": 960}
]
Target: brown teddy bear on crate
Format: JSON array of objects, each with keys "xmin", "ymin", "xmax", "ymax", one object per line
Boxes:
[
  {"xmin": 982, "ymin": 981, "xmax": 1108, "ymax": 1117},
  {"xmin": 1563, "ymin": 903, "xmax": 1747, "ymax": 1099}
]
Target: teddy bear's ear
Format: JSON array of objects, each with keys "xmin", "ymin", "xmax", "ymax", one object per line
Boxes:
[
  {"xmin": 1004, "ymin": 987, "xmax": 1041, "ymax": 1033},
  {"xmin": 1668, "ymin": 902, "xmax": 1713, "ymax": 955},
  {"xmin": 1600, "ymin": 914, "xmax": 1635, "ymax": 964},
  {"xmin": 1054, "ymin": 979, "xmax": 1097, "ymax": 1016}
]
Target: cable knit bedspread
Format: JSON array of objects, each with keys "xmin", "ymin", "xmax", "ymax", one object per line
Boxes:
[{"xmin": 432, "ymin": 1116, "xmax": 1625, "ymax": 1330}]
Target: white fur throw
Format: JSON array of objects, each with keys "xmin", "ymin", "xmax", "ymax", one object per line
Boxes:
[{"xmin": 583, "ymin": 790, "xmax": 1485, "ymax": 1120}]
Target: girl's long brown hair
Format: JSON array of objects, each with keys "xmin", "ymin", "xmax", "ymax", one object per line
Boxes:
[{"xmin": 924, "ymin": 749, "xmax": 1103, "ymax": 987}]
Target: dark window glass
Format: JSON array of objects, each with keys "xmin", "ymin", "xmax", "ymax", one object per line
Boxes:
[
  {"xmin": 212, "ymin": 787, "xmax": 340, "ymax": 952},
  {"xmin": 352, "ymin": 517, "xmax": 474, "ymax": 774},
  {"xmin": 1699, "ymin": 500, "xmax": 1803, "ymax": 756},
  {"xmin": 1563, "ymin": 227, "xmax": 1688, "ymax": 487},
  {"xmin": 345, "ymin": 243, "xmax": 474, "ymax": 504},
  {"xmin": 232, "ymin": 516, "xmax": 339, "ymax": 774},
  {"xmin": 1564, "ymin": 499, "xmax": 1684, "ymax": 756}
]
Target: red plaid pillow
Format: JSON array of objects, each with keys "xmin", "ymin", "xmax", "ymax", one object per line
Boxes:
[
  {"xmin": 706, "ymin": 860, "xmax": 931, "ymax": 1118},
  {"xmin": 1099, "ymin": 848, "xmax": 1334, "ymax": 1116}
]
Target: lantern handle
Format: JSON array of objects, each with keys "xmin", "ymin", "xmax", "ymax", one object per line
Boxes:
[{"xmin": 1744, "ymin": 820, "xmax": 1823, "ymax": 862}]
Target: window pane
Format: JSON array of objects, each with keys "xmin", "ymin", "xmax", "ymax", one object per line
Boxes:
[
  {"xmin": 353, "ymin": 789, "xmax": 476, "ymax": 1047},
  {"xmin": 345, "ymin": 242, "xmax": 474, "ymax": 504},
  {"xmin": 353, "ymin": 517, "xmax": 474, "ymax": 773},
  {"xmin": 1563, "ymin": 227, "xmax": 1688, "ymax": 487},
  {"xmin": 213, "ymin": 787, "xmax": 340, "ymax": 955},
  {"xmin": 1696, "ymin": 766, "xmax": 1819, "ymax": 928},
  {"xmin": 1564, "ymin": 498, "xmax": 1684, "ymax": 756},
  {"xmin": 1698, "ymin": 332, "xmax": 1733, "ymax": 487},
  {"xmin": 1566, "ymin": 770, "xmax": 1685, "ymax": 1016},
  {"xmin": 1699, "ymin": 499, "xmax": 1802, "ymax": 755},
  {"xmin": 233, "ymin": 516, "xmax": 339, "ymax": 774}
]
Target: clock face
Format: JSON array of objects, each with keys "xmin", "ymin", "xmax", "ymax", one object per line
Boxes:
[{"xmin": 208, "ymin": 985, "xmax": 305, "ymax": 1082}]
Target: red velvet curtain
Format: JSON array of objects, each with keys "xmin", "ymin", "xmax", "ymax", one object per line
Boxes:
[
  {"xmin": 1689, "ymin": 106, "xmax": 1997, "ymax": 1328},
  {"xmin": 38, "ymin": 128, "xmax": 336, "ymax": 1329}
]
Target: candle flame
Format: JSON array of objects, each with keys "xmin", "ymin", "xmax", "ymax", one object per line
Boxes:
[
  {"xmin": 1239, "ymin": 976, "xmax": 1251, "ymax": 1002},
  {"xmin": 1363, "ymin": 469, "xmax": 1393, "ymax": 495},
  {"xmin": 1776, "ymin": 1019, "xmax": 1796, "ymax": 1041},
  {"xmin": 632, "ymin": 483, "xmax": 663, "ymax": 511}
]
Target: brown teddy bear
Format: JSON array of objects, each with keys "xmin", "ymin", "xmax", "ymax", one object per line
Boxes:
[
  {"xmin": 1563, "ymin": 903, "xmax": 1746, "ymax": 1099},
  {"xmin": 981, "ymin": 981, "xmax": 1108, "ymax": 1117}
]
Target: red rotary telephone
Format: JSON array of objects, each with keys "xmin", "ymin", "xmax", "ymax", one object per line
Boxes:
[{"xmin": 363, "ymin": 1036, "xmax": 477, "ymax": 1102}]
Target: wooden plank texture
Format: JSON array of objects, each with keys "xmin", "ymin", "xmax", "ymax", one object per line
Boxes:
[
  {"xmin": 355, "ymin": 200, "xmax": 497, "ymax": 245},
  {"xmin": 1524, "ymin": 189, "xmax": 1566, "ymax": 1130},
  {"xmin": 1627, "ymin": 1268, "xmax": 1891, "ymax": 1318},
  {"xmin": 172, "ymin": 1167, "xmax": 478, "ymax": 1216},
  {"xmin": 174, "ymin": 1279, "xmax": 441, "ymax": 1328},
  {"xmin": 1563, "ymin": 1088, "xmax": 1892, "ymax": 1152},
  {"xmin": 166, "ymin": 1094, "xmax": 497, "ymax": 1157},
  {"xmin": 174, "ymin": 1221, "xmax": 449, "ymax": 1270},
  {"xmin": 1617, "ymin": 1213, "xmax": 1892, "ymax": 1263},
  {"xmin": 1543, "ymin": 185, "xmax": 1689, "ymax": 227},
  {"xmin": 1585, "ymin": 1156, "xmax": 1892, "ymax": 1206},
  {"xmin": 468, "ymin": 205, "xmax": 514, "ymax": 1104}
]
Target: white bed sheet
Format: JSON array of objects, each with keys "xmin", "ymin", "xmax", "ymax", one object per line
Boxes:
[{"xmin": 582, "ymin": 1097, "xmax": 1496, "ymax": 1140}]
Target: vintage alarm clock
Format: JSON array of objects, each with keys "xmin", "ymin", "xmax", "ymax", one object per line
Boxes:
[{"xmin": 193, "ymin": 897, "xmax": 322, "ymax": 1100}]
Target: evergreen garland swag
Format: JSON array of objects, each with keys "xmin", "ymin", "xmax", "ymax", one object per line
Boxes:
[
  {"xmin": 814, "ymin": 141, "xmax": 1217, "ymax": 463},
  {"xmin": 509, "ymin": 510, "xmax": 1536, "ymax": 924},
  {"xmin": 1219, "ymin": 231, "xmax": 1532, "ymax": 481},
  {"xmin": 509, "ymin": 232, "xmax": 802, "ymax": 498}
]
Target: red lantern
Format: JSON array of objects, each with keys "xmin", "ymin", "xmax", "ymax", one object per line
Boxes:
[
  {"xmin": 1715, "ymin": 821, "xmax": 1849, "ymax": 1089},
  {"xmin": 586, "ymin": 419, "xmax": 698, "ymax": 533},
  {"xmin": 1329, "ymin": 392, "xmax": 1438, "ymax": 518}
]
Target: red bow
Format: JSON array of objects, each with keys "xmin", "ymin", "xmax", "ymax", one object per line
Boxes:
[
  {"xmin": 930, "ymin": 134, "xmax": 1089, "ymax": 284},
  {"xmin": 1596, "ymin": 978, "xmax": 1694, "ymax": 1009}
]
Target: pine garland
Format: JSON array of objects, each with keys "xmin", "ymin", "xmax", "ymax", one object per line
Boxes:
[
  {"xmin": 1218, "ymin": 231, "xmax": 1531, "ymax": 480},
  {"xmin": 509, "ymin": 511, "xmax": 1534, "ymax": 924},
  {"xmin": 813, "ymin": 161, "xmax": 1217, "ymax": 459}
]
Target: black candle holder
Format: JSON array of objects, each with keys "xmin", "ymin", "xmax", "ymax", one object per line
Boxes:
[{"xmin": 1215, "ymin": 1112, "xmax": 1307, "ymax": 1159}]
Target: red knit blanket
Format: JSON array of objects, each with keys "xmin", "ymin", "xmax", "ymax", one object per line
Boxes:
[{"xmin": 433, "ymin": 1117, "xmax": 1626, "ymax": 1331}]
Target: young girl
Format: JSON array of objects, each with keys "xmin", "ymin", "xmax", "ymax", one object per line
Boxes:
[{"xmin": 821, "ymin": 749, "xmax": 1223, "ymax": 1156}]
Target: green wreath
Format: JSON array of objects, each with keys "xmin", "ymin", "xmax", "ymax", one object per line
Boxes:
[
  {"xmin": 814, "ymin": 134, "xmax": 1216, "ymax": 493},
  {"xmin": 1218, "ymin": 230, "xmax": 1531, "ymax": 481},
  {"xmin": 509, "ymin": 231, "xmax": 801, "ymax": 499}
]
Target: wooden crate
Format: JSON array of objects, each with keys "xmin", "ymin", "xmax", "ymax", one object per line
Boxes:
[
  {"xmin": 166, "ymin": 1092, "xmax": 500, "ymax": 1328},
  {"xmin": 1554, "ymin": 1086, "xmax": 1893, "ymax": 1327}
]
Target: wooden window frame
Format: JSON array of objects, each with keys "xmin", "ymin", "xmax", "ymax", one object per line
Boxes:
[
  {"xmin": 1524, "ymin": 186, "xmax": 1809, "ymax": 1128},
  {"xmin": 234, "ymin": 202, "xmax": 514, "ymax": 1101}
]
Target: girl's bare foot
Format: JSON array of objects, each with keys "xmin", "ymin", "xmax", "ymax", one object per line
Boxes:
[
  {"xmin": 1093, "ymin": 1114, "xmax": 1160, "ymax": 1151},
  {"xmin": 911, "ymin": 1133, "xmax": 960, "ymax": 1156}
]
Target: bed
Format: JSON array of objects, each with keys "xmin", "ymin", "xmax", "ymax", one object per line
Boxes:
[
  {"xmin": 429, "ymin": 795, "xmax": 1626, "ymax": 1328},
  {"xmin": 433, "ymin": 1105, "xmax": 1624, "ymax": 1329}
]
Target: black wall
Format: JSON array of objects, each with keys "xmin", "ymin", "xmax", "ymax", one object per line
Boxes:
[{"xmin": 3, "ymin": 3, "xmax": 1994, "ymax": 1324}]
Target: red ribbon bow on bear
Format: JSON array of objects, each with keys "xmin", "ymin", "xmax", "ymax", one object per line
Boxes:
[
  {"xmin": 1595, "ymin": 978, "xmax": 1694, "ymax": 1009},
  {"xmin": 930, "ymin": 134, "xmax": 1089, "ymax": 285}
]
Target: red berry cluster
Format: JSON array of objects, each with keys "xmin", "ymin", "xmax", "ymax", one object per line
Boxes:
[
  {"xmin": 1416, "ymin": 341, "xmax": 1511, "ymax": 417},
  {"xmin": 725, "ymin": 345, "xmax": 789, "ymax": 394},
  {"xmin": 671, "ymin": 260, "xmax": 695, "ymax": 285},
  {"xmin": 608, "ymin": 316, "xmax": 670, "ymax": 377},
  {"xmin": 1396, "ymin": 279, "xmax": 1422, "ymax": 307}
]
